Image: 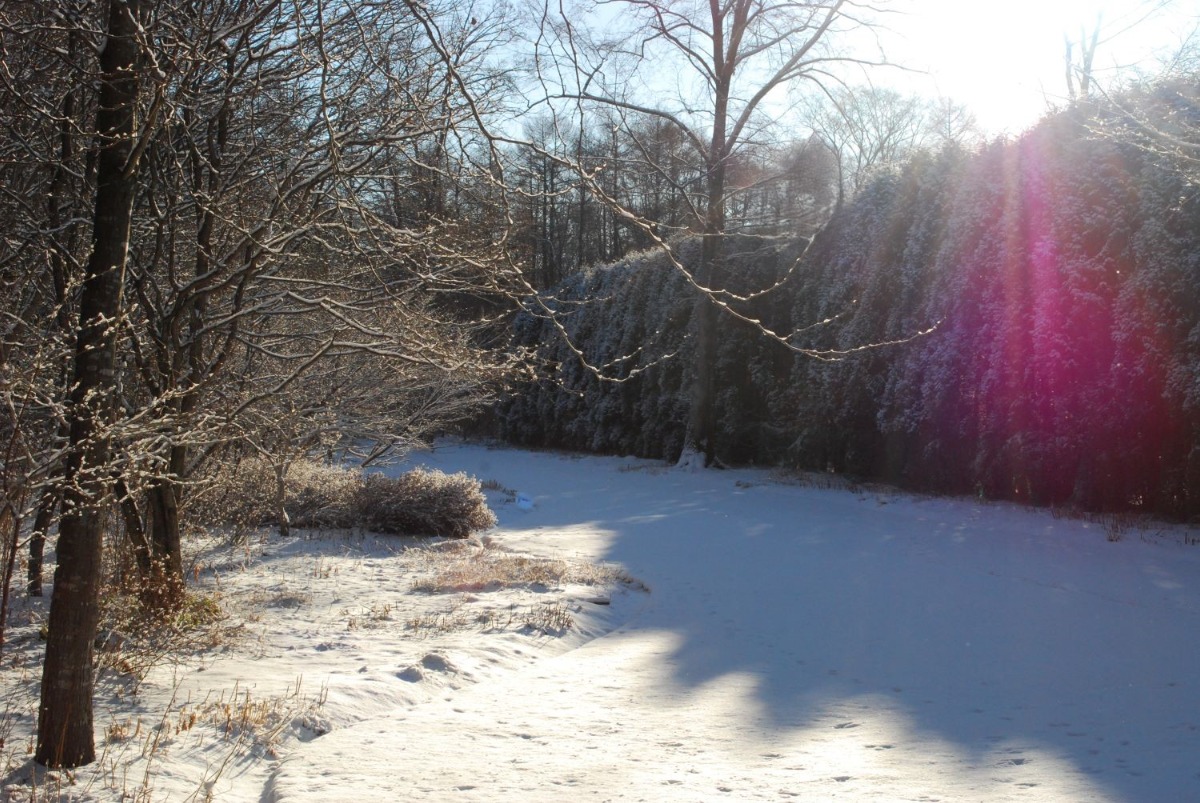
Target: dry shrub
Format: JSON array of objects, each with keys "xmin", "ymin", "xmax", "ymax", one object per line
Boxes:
[
  {"xmin": 357, "ymin": 469, "xmax": 496, "ymax": 538},
  {"xmin": 200, "ymin": 457, "xmax": 495, "ymax": 539},
  {"xmin": 94, "ymin": 583, "xmax": 228, "ymax": 690},
  {"xmin": 193, "ymin": 457, "xmax": 276, "ymax": 528},
  {"xmin": 286, "ymin": 461, "xmax": 362, "ymax": 530}
]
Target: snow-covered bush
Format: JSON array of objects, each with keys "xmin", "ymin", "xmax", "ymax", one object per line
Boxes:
[{"xmin": 495, "ymin": 235, "xmax": 792, "ymax": 462}]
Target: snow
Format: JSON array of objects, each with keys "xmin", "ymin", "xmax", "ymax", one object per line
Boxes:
[{"xmin": 4, "ymin": 441, "xmax": 1200, "ymax": 801}]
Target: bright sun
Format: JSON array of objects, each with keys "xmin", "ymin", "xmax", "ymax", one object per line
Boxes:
[{"xmin": 877, "ymin": 0, "xmax": 1195, "ymax": 134}]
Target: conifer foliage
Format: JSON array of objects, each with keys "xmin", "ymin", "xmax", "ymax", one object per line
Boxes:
[{"xmin": 499, "ymin": 104, "xmax": 1200, "ymax": 518}]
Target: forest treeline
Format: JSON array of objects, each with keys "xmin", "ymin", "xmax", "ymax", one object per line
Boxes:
[{"xmin": 497, "ymin": 102, "xmax": 1200, "ymax": 518}]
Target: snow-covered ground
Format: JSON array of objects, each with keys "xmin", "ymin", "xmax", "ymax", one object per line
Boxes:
[{"xmin": 4, "ymin": 442, "xmax": 1200, "ymax": 801}]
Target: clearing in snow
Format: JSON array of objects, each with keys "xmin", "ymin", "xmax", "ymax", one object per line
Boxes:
[{"xmin": 3, "ymin": 441, "xmax": 1199, "ymax": 801}]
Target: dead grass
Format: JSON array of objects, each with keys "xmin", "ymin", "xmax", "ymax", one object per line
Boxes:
[
  {"xmin": 186, "ymin": 677, "xmax": 328, "ymax": 758},
  {"xmin": 763, "ymin": 467, "xmax": 866, "ymax": 493},
  {"xmin": 94, "ymin": 589, "xmax": 232, "ymax": 694},
  {"xmin": 1048, "ymin": 507, "xmax": 1174, "ymax": 544},
  {"xmin": 410, "ymin": 539, "xmax": 644, "ymax": 594},
  {"xmin": 479, "ymin": 479, "xmax": 517, "ymax": 500},
  {"xmin": 520, "ymin": 600, "xmax": 575, "ymax": 635},
  {"xmin": 618, "ymin": 463, "xmax": 669, "ymax": 476},
  {"xmin": 344, "ymin": 602, "xmax": 395, "ymax": 630},
  {"xmin": 405, "ymin": 599, "xmax": 479, "ymax": 636},
  {"xmin": 404, "ymin": 598, "xmax": 578, "ymax": 637}
]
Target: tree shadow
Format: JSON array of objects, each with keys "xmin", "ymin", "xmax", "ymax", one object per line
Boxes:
[{"xmin": 472, "ymin": 451, "xmax": 1200, "ymax": 800}]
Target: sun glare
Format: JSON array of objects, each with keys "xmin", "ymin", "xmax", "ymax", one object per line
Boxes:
[{"xmin": 880, "ymin": 0, "xmax": 1196, "ymax": 134}]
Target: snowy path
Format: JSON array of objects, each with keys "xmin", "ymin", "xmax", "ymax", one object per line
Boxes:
[{"xmin": 269, "ymin": 444, "xmax": 1200, "ymax": 802}]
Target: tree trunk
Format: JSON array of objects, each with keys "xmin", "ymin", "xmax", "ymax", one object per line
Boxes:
[
  {"xmin": 36, "ymin": 0, "xmax": 144, "ymax": 769},
  {"xmin": 26, "ymin": 484, "xmax": 57, "ymax": 597},
  {"xmin": 147, "ymin": 475, "xmax": 184, "ymax": 604},
  {"xmin": 114, "ymin": 476, "xmax": 152, "ymax": 582},
  {"xmin": 682, "ymin": 230, "xmax": 723, "ymax": 467},
  {"xmin": 274, "ymin": 461, "xmax": 291, "ymax": 539},
  {"xmin": 681, "ymin": 36, "xmax": 730, "ymax": 467},
  {"xmin": 137, "ymin": 94, "xmax": 228, "ymax": 610},
  {"xmin": 0, "ymin": 500, "xmax": 20, "ymax": 657}
]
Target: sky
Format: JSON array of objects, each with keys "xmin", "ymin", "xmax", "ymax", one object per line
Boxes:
[
  {"xmin": 877, "ymin": 0, "xmax": 1199, "ymax": 134},
  {"xmin": 549, "ymin": 0, "xmax": 1199, "ymax": 142}
]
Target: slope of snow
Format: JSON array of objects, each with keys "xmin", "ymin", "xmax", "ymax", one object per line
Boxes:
[
  {"xmin": 4, "ymin": 442, "xmax": 1200, "ymax": 801},
  {"xmin": 269, "ymin": 443, "xmax": 1200, "ymax": 802}
]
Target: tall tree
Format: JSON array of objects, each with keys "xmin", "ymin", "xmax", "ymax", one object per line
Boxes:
[
  {"xmin": 0, "ymin": 0, "xmax": 92, "ymax": 599},
  {"xmin": 93, "ymin": 0, "xmax": 516, "ymax": 601},
  {"xmin": 534, "ymin": 0, "xmax": 885, "ymax": 465},
  {"xmin": 37, "ymin": 0, "xmax": 146, "ymax": 768}
]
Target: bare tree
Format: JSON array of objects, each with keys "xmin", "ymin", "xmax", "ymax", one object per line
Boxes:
[
  {"xmin": 0, "ymin": 0, "xmax": 94, "ymax": 600},
  {"xmin": 802, "ymin": 86, "xmax": 978, "ymax": 206},
  {"xmin": 0, "ymin": 0, "xmax": 524, "ymax": 768},
  {"xmin": 1063, "ymin": 1, "xmax": 1176, "ymax": 104},
  {"xmin": 1065, "ymin": 16, "xmax": 1104, "ymax": 102},
  {"xmin": 36, "ymin": 0, "xmax": 147, "ymax": 769},
  {"xmin": 1098, "ymin": 35, "xmax": 1200, "ymax": 183},
  {"xmin": 91, "ymin": 0, "xmax": 521, "ymax": 601},
  {"xmin": 530, "ymin": 0, "xmax": 893, "ymax": 465}
]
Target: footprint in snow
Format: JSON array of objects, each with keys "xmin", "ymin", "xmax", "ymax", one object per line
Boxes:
[
  {"xmin": 397, "ymin": 665, "xmax": 424, "ymax": 682},
  {"xmin": 420, "ymin": 652, "xmax": 456, "ymax": 672},
  {"xmin": 397, "ymin": 651, "xmax": 457, "ymax": 682}
]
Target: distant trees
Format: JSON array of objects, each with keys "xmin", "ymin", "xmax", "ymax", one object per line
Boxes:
[
  {"xmin": 1062, "ymin": 1, "xmax": 1176, "ymax": 105},
  {"xmin": 1101, "ymin": 43, "xmax": 1200, "ymax": 186},
  {"xmin": 499, "ymin": 83, "xmax": 1200, "ymax": 519},
  {"xmin": 802, "ymin": 86, "xmax": 980, "ymax": 205},
  {"xmin": 511, "ymin": 113, "xmax": 836, "ymax": 286}
]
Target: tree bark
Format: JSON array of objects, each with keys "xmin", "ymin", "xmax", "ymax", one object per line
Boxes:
[
  {"xmin": 26, "ymin": 486, "xmax": 57, "ymax": 597},
  {"xmin": 36, "ymin": 0, "xmax": 144, "ymax": 768},
  {"xmin": 0, "ymin": 500, "xmax": 20, "ymax": 657},
  {"xmin": 274, "ymin": 461, "xmax": 291, "ymax": 539},
  {"xmin": 147, "ymin": 474, "xmax": 184, "ymax": 606},
  {"xmin": 682, "ymin": 0, "xmax": 732, "ymax": 467},
  {"xmin": 114, "ymin": 476, "xmax": 152, "ymax": 582}
]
